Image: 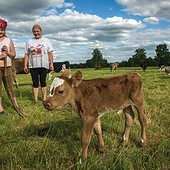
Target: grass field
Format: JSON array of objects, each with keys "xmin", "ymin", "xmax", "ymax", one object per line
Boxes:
[{"xmin": 0, "ymin": 67, "xmax": 169, "ymax": 170}]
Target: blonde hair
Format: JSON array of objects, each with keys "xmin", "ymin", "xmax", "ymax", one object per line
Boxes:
[{"xmin": 32, "ymin": 24, "xmax": 42, "ymax": 32}]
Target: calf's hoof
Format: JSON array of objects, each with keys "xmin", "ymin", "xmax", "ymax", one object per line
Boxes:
[
  {"xmin": 122, "ymin": 140, "xmax": 129, "ymax": 147},
  {"xmin": 79, "ymin": 156, "xmax": 87, "ymax": 164},
  {"xmin": 138, "ymin": 140, "xmax": 147, "ymax": 147},
  {"xmin": 98, "ymin": 146, "xmax": 105, "ymax": 153}
]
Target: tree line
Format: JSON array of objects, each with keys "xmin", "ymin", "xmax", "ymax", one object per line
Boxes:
[{"xmin": 70, "ymin": 43, "xmax": 170, "ymax": 68}]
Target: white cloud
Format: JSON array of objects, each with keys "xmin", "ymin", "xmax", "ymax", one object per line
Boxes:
[
  {"xmin": 0, "ymin": 0, "xmax": 66, "ymax": 21},
  {"xmin": 116, "ymin": 0, "xmax": 170, "ymax": 20},
  {"xmin": 143, "ymin": 17, "xmax": 159, "ymax": 24}
]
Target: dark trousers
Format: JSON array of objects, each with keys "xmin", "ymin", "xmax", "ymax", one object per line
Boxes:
[{"xmin": 30, "ymin": 68, "xmax": 48, "ymax": 88}]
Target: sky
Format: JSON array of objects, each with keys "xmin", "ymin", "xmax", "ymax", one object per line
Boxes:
[{"xmin": 0, "ymin": 0, "xmax": 170, "ymax": 64}]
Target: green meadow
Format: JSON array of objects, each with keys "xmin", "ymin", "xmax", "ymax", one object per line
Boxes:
[{"xmin": 0, "ymin": 67, "xmax": 169, "ymax": 170}]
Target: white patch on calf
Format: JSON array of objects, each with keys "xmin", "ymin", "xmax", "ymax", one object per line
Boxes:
[
  {"xmin": 98, "ymin": 109, "xmax": 123, "ymax": 118},
  {"xmin": 116, "ymin": 109, "xmax": 123, "ymax": 115},
  {"xmin": 49, "ymin": 77, "xmax": 64, "ymax": 97},
  {"xmin": 141, "ymin": 138, "xmax": 144, "ymax": 144},
  {"xmin": 123, "ymin": 134, "xmax": 127, "ymax": 141}
]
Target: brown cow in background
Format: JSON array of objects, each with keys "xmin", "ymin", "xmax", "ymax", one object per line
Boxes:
[
  {"xmin": 110, "ymin": 63, "xmax": 118, "ymax": 72},
  {"xmin": 12, "ymin": 58, "xmax": 29, "ymax": 87},
  {"xmin": 95, "ymin": 65, "xmax": 102, "ymax": 70},
  {"xmin": 44, "ymin": 71, "xmax": 147, "ymax": 163}
]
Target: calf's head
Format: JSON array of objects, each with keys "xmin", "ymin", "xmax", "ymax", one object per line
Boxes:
[{"xmin": 44, "ymin": 71, "xmax": 82, "ymax": 110}]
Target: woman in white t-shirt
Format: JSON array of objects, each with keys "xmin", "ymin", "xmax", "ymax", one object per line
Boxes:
[{"xmin": 24, "ymin": 24, "xmax": 54, "ymax": 103}]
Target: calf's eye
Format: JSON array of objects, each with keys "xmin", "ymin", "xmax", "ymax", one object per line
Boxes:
[{"xmin": 58, "ymin": 90, "xmax": 63, "ymax": 94}]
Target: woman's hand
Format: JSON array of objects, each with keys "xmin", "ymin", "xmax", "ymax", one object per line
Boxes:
[
  {"xmin": 1, "ymin": 45, "xmax": 8, "ymax": 53},
  {"xmin": 49, "ymin": 64, "xmax": 54, "ymax": 71},
  {"xmin": 0, "ymin": 46, "xmax": 8, "ymax": 59},
  {"xmin": 24, "ymin": 66, "xmax": 29, "ymax": 73}
]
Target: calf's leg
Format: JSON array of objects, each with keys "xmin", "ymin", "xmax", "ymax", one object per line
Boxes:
[
  {"xmin": 135, "ymin": 105, "xmax": 147, "ymax": 145},
  {"xmin": 122, "ymin": 106, "xmax": 134, "ymax": 146},
  {"xmin": 93, "ymin": 118, "xmax": 105, "ymax": 153},
  {"xmin": 80, "ymin": 115, "xmax": 97, "ymax": 163}
]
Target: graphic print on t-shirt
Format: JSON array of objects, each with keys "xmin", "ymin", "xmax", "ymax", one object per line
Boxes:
[
  {"xmin": 30, "ymin": 44, "xmax": 44, "ymax": 67},
  {"xmin": 30, "ymin": 44, "xmax": 44, "ymax": 56}
]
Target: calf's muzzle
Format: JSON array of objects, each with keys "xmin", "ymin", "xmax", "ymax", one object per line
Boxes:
[{"xmin": 43, "ymin": 101, "xmax": 52, "ymax": 110}]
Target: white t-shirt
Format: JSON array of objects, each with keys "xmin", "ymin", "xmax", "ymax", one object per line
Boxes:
[
  {"xmin": 0, "ymin": 37, "xmax": 12, "ymax": 67},
  {"xmin": 25, "ymin": 37, "xmax": 53, "ymax": 69}
]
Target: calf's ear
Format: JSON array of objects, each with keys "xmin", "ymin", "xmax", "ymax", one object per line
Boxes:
[
  {"xmin": 61, "ymin": 69, "xmax": 71, "ymax": 78},
  {"xmin": 71, "ymin": 71, "xmax": 82, "ymax": 87}
]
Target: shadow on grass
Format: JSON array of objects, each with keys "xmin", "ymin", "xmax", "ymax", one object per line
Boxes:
[
  {"xmin": 21, "ymin": 115, "xmax": 145, "ymax": 150},
  {"xmin": 22, "ymin": 117, "xmax": 82, "ymax": 142},
  {"xmin": 21, "ymin": 116, "xmax": 134, "ymax": 159}
]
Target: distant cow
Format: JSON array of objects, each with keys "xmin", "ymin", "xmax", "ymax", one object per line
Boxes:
[
  {"xmin": 159, "ymin": 65, "xmax": 170, "ymax": 75},
  {"xmin": 12, "ymin": 58, "xmax": 27, "ymax": 74},
  {"xmin": 140, "ymin": 62, "xmax": 148, "ymax": 71},
  {"xmin": 48, "ymin": 62, "xmax": 71, "ymax": 80},
  {"xmin": 53, "ymin": 61, "xmax": 70, "ymax": 72},
  {"xmin": 60, "ymin": 64, "xmax": 71, "ymax": 78},
  {"xmin": 44, "ymin": 71, "xmax": 147, "ymax": 162},
  {"xmin": 110, "ymin": 63, "xmax": 118, "ymax": 72},
  {"xmin": 12, "ymin": 58, "xmax": 29, "ymax": 87},
  {"xmin": 95, "ymin": 65, "xmax": 102, "ymax": 70}
]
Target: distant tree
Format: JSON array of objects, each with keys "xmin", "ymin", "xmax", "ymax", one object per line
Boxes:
[
  {"xmin": 145, "ymin": 57, "xmax": 157, "ymax": 66},
  {"xmin": 154, "ymin": 43, "xmax": 170, "ymax": 65},
  {"xmin": 86, "ymin": 59, "xmax": 94, "ymax": 68},
  {"xmin": 86, "ymin": 48, "xmax": 108, "ymax": 68},
  {"xmin": 119, "ymin": 60, "xmax": 130, "ymax": 67},
  {"xmin": 129, "ymin": 48, "xmax": 147, "ymax": 66},
  {"xmin": 92, "ymin": 48, "xmax": 103, "ymax": 67},
  {"xmin": 127, "ymin": 57, "xmax": 135, "ymax": 67}
]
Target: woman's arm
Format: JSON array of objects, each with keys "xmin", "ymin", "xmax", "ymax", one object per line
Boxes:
[
  {"xmin": 7, "ymin": 39, "xmax": 16, "ymax": 58},
  {"xmin": 24, "ymin": 53, "xmax": 29, "ymax": 73},
  {"xmin": 48, "ymin": 51, "xmax": 54, "ymax": 71}
]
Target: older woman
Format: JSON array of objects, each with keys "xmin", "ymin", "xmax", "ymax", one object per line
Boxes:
[{"xmin": 24, "ymin": 24, "xmax": 54, "ymax": 103}]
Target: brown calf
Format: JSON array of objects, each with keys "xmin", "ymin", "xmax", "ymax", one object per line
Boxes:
[{"xmin": 44, "ymin": 71, "xmax": 147, "ymax": 162}]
